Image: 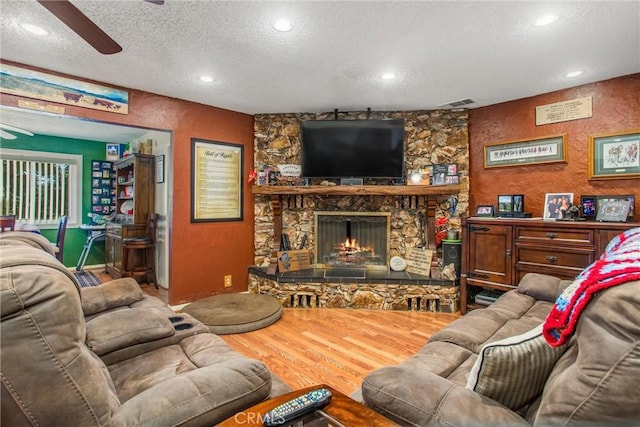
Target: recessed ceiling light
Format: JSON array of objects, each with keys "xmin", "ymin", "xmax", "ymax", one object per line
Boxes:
[
  {"xmin": 199, "ymin": 76, "xmax": 214, "ymax": 83},
  {"xmin": 566, "ymin": 70, "xmax": 584, "ymax": 78},
  {"xmin": 535, "ymin": 14, "xmax": 559, "ymax": 27},
  {"xmin": 20, "ymin": 23, "xmax": 48, "ymax": 36},
  {"xmin": 272, "ymin": 18, "xmax": 293, "ymax": 32},
  {"xmin": 381, "ymin": 73, "xmax": 396, "ymax": 80}
]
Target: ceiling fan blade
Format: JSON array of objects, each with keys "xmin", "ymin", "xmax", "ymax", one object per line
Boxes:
[
  {"xmin": 0, "ymin": 130, "xmax": 18, "ymax": 140},
  {"xmin": 36, "ymin": 0, "xmax": 122, "ymax": 55},
  {"xmin": 0, "ymin": 123, "xmax": 34, "ymax": 136},
  {"xmin": 144, "ymin": 0, "xmax": 165, "ymax": 4}
]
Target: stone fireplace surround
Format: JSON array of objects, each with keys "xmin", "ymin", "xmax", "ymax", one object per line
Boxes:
[{"xmin": 250, "ymin": 109, "xmax": 469, "ymax": 313}]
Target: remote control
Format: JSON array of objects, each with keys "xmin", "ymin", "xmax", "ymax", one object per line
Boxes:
[{"xmin": 262, "ymin": 388, "xmax": 332, "ymax": 426}]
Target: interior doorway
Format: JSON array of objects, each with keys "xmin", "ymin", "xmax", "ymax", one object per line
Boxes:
[{"xmin": 0, "ymin": 106, "xmax": 173, "ymax": 289}]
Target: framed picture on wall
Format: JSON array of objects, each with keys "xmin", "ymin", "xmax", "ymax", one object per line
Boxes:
[
  {"xmin": 588, "ymin": 130, "xmax": 640, "ymax": 180},
  {"xmin": 544, "ymin": 193, "xmax": 574, "ymax": 220}
]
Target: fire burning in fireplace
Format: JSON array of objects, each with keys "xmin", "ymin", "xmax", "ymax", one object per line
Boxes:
[{"xmin": 315, "ymin": 212, "xmax": 390, "ymax": 269}]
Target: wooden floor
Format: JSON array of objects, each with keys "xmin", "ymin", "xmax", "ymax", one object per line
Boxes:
[
  {"xmin": 92, "ymin": 269, "xmax": 459, "ymax": 395},
  {"xmin": 221, "ymin": 308, "xmax": 459, "ymax": 395}
]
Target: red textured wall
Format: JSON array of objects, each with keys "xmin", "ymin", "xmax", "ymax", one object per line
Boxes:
[
  {"xmin": 1, "ymin": 61, "xmax": 255, "ymax": 305},
  {"xmin": 469, "ymin": 74, "xmax": 640, "ymax": 219}
]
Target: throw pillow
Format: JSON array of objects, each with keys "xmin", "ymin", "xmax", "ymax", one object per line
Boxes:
[{"xmin": 465, "ymin": 324, "xmax": 567, "ymax": 410}]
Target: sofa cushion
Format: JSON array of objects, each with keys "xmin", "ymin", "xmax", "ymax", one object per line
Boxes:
[
  {"xmin": 466, "ymin": 324, "xmax": 566, "ymax": 410},
  {"xmin": 81, "ymin": 278, "xmax": 146, "ymax": 316},
  {"xmin": 86, "ymin": 307, "xmax": 175, "ymax": 355}
]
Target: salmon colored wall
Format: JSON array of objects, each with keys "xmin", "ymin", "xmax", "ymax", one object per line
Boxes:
[
  {"xmin": 468, "ymin": 74, "xmax": 640, "ymax": 219},
  {"xmin": 1, "ymin": 61, "xmax": 255, "ymax": 304}
]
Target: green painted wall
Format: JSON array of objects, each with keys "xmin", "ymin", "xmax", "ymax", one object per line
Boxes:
[{"xmin": 1, "ymin": 133, "xmax": 122, "ymax": 268}]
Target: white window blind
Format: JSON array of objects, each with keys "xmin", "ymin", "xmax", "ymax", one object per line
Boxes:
[{"xmin": 0, "ymin": 149, "xmax": 82, "ymax": 227}]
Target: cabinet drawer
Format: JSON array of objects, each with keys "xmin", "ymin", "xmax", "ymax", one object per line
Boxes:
[
  {"xmin": 515, "ymin": 227, "xmax": 593, "ymax": 246},
  {"xmin": 517, "ymin": 246, "xmax": 594, "ymax": 269},
  {"xmin": 106, "ymin": 224, "xmax": 122, "ymax": 237}
]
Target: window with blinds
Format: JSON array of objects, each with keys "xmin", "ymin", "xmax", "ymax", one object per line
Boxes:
[{"xmin": 0, "ymin": 149, "xmax": 82, "ymax": 227}]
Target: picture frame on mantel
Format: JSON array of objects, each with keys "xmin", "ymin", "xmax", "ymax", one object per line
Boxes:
[
  {"xmin": 484, "ymin": 134, "xmax": 567, "ymax": 168},
  {"xmin": 588, "ymin": 129, "xmax": 640, "ymax": 180}
]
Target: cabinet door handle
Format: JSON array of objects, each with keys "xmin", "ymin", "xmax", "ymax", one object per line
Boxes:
[
  {"xmin": 469, "ymin": 226, "xmax": 490, "ymax": 232},
  {"xmin": 546, "ymin": 232, "xmax": 558, "ymax": 239},
  {"xmin": 506, "ymin": 249, "xmax": 512, "ymax": 258},
  {"xmin": 546, "ymin": 255, "xmax": 558, "ymax": 263},
  {"xmin": 468, "ymin": 272, "xmax": 489, "ymax": 279}
]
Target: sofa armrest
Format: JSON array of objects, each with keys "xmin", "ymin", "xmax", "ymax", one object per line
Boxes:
[
  {"xmin": 362, "ymin": 367, "xmax": 529, "ymax": 427},
  {"xmin": 517, "ymin": 273, "xmax": 571, "ymax": 303},
  {"xmin": 111, "ymin": 359, "xmax": 272, "ymax": 426},
  {"xmin": 80, "ymin": 278, "xmax": 145, "ymax": 316}
]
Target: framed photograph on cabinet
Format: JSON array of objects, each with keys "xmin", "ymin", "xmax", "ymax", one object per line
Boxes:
[
  {"xmin": 588, "ymin": 130, "xmax": 640, "ymax": 180},
  {"xmin": 475, "ymin": 205, "xmax": 495, "ymax": 217},
  {"xmin": 544, "ymin": 193, "xmax": 573, "ymax": 220},
  {"xmin": 484, "ymin": 134, "xmax": 567, "ymax": 168},
  {"xmin": 497, "ymin": 195, "xmax": 513, "ymax": 213},
  {"xmin": 580, "ymin": 195, "xmax": 597, "ymax": 220},
  {"xmin": 512, "ymin": 195, "xmax": 525, "ymax": 213},
  {"xmin": 190, "ymin": 138, "xmax": 243, "ymax": 222},
  {"xmin": 595, "ymin": 200, "xmax": 631, "ymax": 222},
  {"xmin": 596, "ymin": 194, "xmax": 635, "ymax": 221}
]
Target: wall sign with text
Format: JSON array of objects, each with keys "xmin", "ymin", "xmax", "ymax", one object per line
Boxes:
[{"xmin": 191, "ymin": 139, "xmax": 243, "ymax": 222}]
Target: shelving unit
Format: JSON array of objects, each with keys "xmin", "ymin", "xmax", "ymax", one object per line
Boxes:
[{"xmin": 106, "ymin": 154, "xmax": 155, "ymax": 278}]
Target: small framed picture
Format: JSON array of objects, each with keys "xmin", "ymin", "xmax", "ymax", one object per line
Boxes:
[
  {"xmin": 580, "ymin": 195, "xmax": 597, "ymax": 219},
  {"xmin": 544, "ymin": 193, "xmax": 574, "ymax": 219},
  {"xmin": 512, "ymin": 194, "xmax": 525, "ymax": 213},
  {"xmin": 596, "ymin": 199, "xmax": 631, "ymax": 222},
  {"xmin": 497, "ymin": 195, "xmax": 513, "ymax": 213},
  {"xmin": 106, "ymin": 143, "xmax": 120, "ymax": 161},
  {"xmin": 476, "ymin": 205, "xmax": 495, "ymax": 217},
  {"xmin": 596, "ymin": 194, "xmax": 635, "ymax": 221}
]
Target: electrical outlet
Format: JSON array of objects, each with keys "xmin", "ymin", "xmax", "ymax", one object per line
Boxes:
[{"xmin": 224, "ymin": 275, "xmax": 232, "ymax": 287}]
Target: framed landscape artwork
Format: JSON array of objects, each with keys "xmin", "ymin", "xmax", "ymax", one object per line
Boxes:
[{"xmin": 484, "ymin": 134, "xmax": 567, "ymax": 168}]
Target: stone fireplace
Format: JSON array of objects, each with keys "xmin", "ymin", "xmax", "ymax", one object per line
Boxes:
[
  {"xmin": 249, "ymin": 109, "xmax": 470, "ymax": 313},
  {"xmin": 314, "ymin": 211, "xmax": 390, "ymax": 269}
]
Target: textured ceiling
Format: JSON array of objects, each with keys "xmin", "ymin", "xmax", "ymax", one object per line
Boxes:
[{"xmin": 0, "ymin": 0, "xmax": 639, "ymax": 117}]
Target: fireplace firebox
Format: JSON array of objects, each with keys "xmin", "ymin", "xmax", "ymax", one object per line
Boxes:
[{"xmin": 314, "ymin": 211, "xmax": 390, "ymax": 270}]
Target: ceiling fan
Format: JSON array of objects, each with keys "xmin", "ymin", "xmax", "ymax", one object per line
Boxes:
[
  {"xmin": 35, "ymin": 0, "xmax": 164, "ymax": 55},
  {"xmin": 0, "ymin": 123, "xmax": 34, "ymax": 140}
]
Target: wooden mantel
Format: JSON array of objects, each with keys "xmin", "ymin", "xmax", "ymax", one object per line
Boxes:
[
  {"xmin": 252, "ymin": 184, "xmax": 461, "ymax": 196},
  {"xmin": 254, "ymin": 184, "xmax": 462, "ymax": 274}
]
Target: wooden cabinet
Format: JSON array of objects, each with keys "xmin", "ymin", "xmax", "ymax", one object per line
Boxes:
[
  {"xmin": 461, "ymin": 218, "xmax": 639, "ymax": 314},
  {"xmin": 114, "ymin": 154, "xmax": 155, "ymax": 225},
  {"xmin": 106, "ymin": 154, "xmax": 155, "ymax": 278}
]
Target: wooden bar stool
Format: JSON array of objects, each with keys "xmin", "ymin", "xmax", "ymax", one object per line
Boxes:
[{"xmin": 122, "ymin": 213, "xmax": 158, "ymax": 288}]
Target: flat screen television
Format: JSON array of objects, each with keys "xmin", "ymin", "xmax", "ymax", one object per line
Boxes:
[{"xmin": 300, "ymin": 119, "xmax": 405, "ymax": 179}]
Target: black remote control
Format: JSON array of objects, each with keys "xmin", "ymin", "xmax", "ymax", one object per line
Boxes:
[{"xmin": 263, "ymin": 388, "xmax": 332, "ymax": 426}]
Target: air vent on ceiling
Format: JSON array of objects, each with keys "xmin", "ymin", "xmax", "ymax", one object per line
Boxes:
[{"xmin": 439, "ymin": 98, "xmax": 476, "ymax": 108}]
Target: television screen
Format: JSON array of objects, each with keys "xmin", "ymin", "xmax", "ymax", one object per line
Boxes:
[{"xmin": 300, "ymin": 119, "xmax": 405, "ymax": 179}]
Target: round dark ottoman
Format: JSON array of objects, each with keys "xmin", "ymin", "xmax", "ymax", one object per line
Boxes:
[{"xmin": 181, "ymin": 293, "xmax": 282, "ymax": 334}]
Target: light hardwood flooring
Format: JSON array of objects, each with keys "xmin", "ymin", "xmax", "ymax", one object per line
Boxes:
[
  {"xmin": 93, "ymin": 269, "xmax": 459, "ymax": 395},
  {"xmin": 221, "ymin": 308, "xmax": 459, "ymax": 395}
]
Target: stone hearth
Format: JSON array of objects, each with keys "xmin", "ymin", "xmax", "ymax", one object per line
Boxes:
[{"xmin": 248, "ymin": 267, "xmax": 459, "ymax": 313}]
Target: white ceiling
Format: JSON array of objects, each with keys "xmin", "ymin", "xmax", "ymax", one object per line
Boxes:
[{"xmin": 0, "ymin": 0, "xmax": 638, "ymax": 117}]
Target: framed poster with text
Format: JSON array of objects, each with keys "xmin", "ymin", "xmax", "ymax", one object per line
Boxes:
[{"xmin": 191, "ymin": 138, "xmax": 243, "ymax": 222}]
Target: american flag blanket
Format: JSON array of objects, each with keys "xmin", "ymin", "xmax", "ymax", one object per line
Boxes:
[{"xmin": 543, "ymin": 227, "xmax": 640, "ymax": 347}]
